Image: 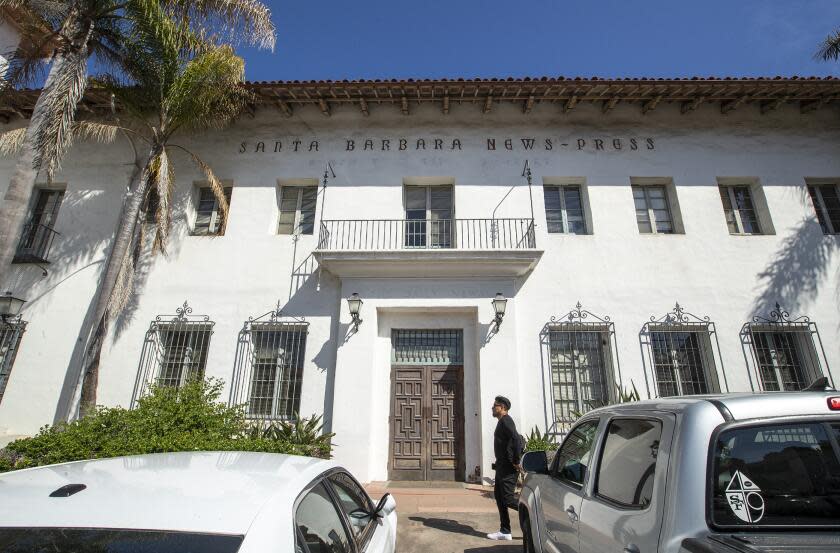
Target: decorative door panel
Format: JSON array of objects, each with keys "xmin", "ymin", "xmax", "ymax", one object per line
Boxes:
[
  {"xmin": 428, "ymin": 366, "xmax": 462, "ymax": 480},
  {"xmin": 389, "ymin": 365, "xmax": 463, "ymax": 481},
  {"xmin": 390, "ymin": 367, "xmax": 425, "ymax": 480}
]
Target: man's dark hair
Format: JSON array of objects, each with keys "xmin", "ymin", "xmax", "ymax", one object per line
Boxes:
[{"xmin": 495, "ymin": 395, "xmax": 511, "ymax": 410}]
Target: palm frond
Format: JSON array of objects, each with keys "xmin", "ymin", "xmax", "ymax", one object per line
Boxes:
[
  {"xmin": 0, "ymin": 127, "xmax": 26, "ymax": 156},
  {"xmin": 816, "ymin": 30, "xmax": 840, "ymax": 61},
  {"xmin": 73, "ymin": 121, "xmax": 121, "ymax": 144},
  {"xmin": 164, "ymin": 0, "xmax": 276, "ymax": 50},
  {"xmin": 31, "ymin": 45, "xmax": 90, "ymax": 180},
  {"xmin": 164, "ymin": 44, "xmax": 250, "ymax": 134}
]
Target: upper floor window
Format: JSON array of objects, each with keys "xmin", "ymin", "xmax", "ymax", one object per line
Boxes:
[
  {"xmin": 404, "ymin": 184, "xmax": 453, "ymax": 248},
  {"xmin": 544, "ymin": 185, "xmax": 586, "ymax": 234},
  {"xmin": 278, "ymin": 185, "xmax": 317, "ymax": 235},
  {"xmin": 193, "ymin": 186, "xmax": 231, "ymax": 236},
  {"xmin": 0, "ymin": 319, "xmax": 27, "ymax": 405},
  {"xmin": 632, "ymin": 185, "xmax": 673, "ymax": 234},
  {"xmin": 14, "ymin": 187, "xmax": 64, "ymax": 263},
  {"xmin": 807, "ymin": 183, "xmax": 840, "ymax": 235},
  {"xmin": 719, "ymin": 185, "xmax": 762, "ymax": 234}
]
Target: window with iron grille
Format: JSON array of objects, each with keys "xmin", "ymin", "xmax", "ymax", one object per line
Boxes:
[
  {"xmin": 642, "ymin": 303, "xmax": 726, "ymax": 398},
  {"xmin": 719, "ymin": 185, "xmax": 762, "ymax": 235},
  {"xmin": 403, "ymin": 185, "xmax": 454, "ymax": 248},
  {"xmin": 543, "ymin": 185, "xmax": 586, "ymax": 234},
  {"xmin": 741, "ymin": 304, "xmax": 831, "ymax": 392},
  {"xmin": 230, "ymin": 310, "xmax": 308, "ymax": 421},
  {"xmin": 132, "ymin": 303, "xmax": 213, "ymax": 405},
  {"xmin": 392, "ymin": 329, "xmax": 462, "ymax": 365},
  {"xmin": 278, "ymin": 186, "xmax": 317, "ymax": 235},
  {"xmin": 632, "ymin": 185, "xmax": 673, "ymax": 234},
  {"xmin": 807, "ymin": 183, "xmax": 840, "ymax": 235},
  {"xmin": 0, "ymin": 320, "xmax": 26, "ymax": 404},
  {"xmin": 193, "ymin": 186, "xmax": 231, "ymax": 236},
  {"xmin": 542, "ymin": 303, "xmax": 620, "ymax": 436}
]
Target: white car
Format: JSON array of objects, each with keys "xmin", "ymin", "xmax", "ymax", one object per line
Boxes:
[{"xmin": 0, "ymin": 450, "xmax": 397, "ymax": 553}]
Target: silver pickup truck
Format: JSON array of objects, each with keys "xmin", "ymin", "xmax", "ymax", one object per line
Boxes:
[{"xmin": 518, "ymin": 391, "xmax": 840, "ymax": 553}]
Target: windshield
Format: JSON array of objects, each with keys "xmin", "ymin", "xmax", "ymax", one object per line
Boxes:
[
  {"xmin": 0, "ymin": 528, "xmax": 244, "ymax": 552},
  {"xmin": 711, "ymin": 421, "xmax": 840, "ymax": 528}
]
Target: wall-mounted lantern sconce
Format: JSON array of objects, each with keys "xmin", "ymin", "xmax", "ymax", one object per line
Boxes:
[
  {"xmin": 491, "ymin": 292, "xmax": 507, "ymax": 332},
  {"xmin": 347, "ymin": 292, "xmax": 363, "ymax": 331},
  {"xmin": 0, "ymin": 291, "xmax": 25, "ymax": 323}
]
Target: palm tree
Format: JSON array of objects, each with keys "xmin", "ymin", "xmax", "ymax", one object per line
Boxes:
[
  {"xmin": 816, "ymin": 30, "xmax": 840, "ymax": 61},
  {"xmin": 70, "ymin": 11, "xmax": 253, "ymax": 413},
  {"xmin": 0, "ymin": 0, "xmax": 274, "ymax": 286}
]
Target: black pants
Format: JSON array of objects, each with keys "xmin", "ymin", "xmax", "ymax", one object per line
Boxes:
[{"xmin": 494, "ymin": 468, "xmax": 518, "ymax": 534}]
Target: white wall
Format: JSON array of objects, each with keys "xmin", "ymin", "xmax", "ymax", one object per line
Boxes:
[
  {"xmin": 0, "ymin": 19, "xmax": 19, "ymax": 77},
  {"xmin": 1, "ymin": 99, "xmax": 839, "ymax": 482}
]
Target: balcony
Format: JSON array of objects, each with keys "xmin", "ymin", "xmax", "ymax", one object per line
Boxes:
[
  {"xmin": 12, "ymin": 222, "xmax": 60, "ymax": 264},
  {"xmin": 314, "ymin": 218, "xmax": 542, "ymax": 278}
]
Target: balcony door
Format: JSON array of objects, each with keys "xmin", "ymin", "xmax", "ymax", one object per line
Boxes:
[{"xmin": 404, "ymin": 185, "xmax": 453, "ymax": 248}]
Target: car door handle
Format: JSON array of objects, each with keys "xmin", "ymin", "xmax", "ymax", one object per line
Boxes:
[
  {"xmin": 623, "ymin": 544, "xmax": 640, "ymax": 553},
  {"xmin": 565, "ymin": 505, "xmax": 578, "ymax": 522}
]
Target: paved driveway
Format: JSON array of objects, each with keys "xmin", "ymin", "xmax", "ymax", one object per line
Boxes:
[{"xmin": 366, "ymin": 483, "xmax": 522, "ymax": 553}]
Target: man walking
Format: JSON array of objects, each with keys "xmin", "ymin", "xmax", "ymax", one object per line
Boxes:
[{"xmin": 487, "ymin": 395, "xmax": 521, "ymax": 541}]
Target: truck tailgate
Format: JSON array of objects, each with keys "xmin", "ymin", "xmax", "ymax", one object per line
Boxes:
[{"xmin": 681, "ymin": 533, "xmax": 840, "ymax": 553}]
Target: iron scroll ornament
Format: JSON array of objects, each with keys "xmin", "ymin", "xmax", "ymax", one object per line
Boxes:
[
  {"xmin": 752, "ymin": 302, "xmax": 810, "ymax": 325},
  {"xmin": 650, "ymin": 302, "xmax": 710, "ymax": 325},
  {"xmin": 550, "ymin": 302, "xmax": 612, "ymax": 325},
  {"xmin": 154, "ymin": 301, "xmax": 211, "ymax": 323}
]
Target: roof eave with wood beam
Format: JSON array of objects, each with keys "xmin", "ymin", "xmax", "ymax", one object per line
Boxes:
[{"xmin": 4, "ymin": 77, "xmax": 840, "ymax": 122}]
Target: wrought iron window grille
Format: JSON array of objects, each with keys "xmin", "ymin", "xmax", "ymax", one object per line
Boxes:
[
  {"xmin": 540, "ymin": 303, "xmax": 621, "ymax": 438},
  {"xmin": 391, "ymin": 329, "xmax": 463, "ymax": 365},
  {"xmin": 740, "ymin": 302, "xmax": 833, "ymax": 392},
  {"xmin": 132, "ymin": 302, "xmax": 214, "ymax": 407},
  {"xmin": 0, "ymin": 317, "xmax": 27, "ymax": 405},
  {"xmin": 229, "ymin": 305, "xmax": 308, "ymax": 421},
  {"xmin": 640, "ymin": 302, "xmax": 728, "ymax": 398}
]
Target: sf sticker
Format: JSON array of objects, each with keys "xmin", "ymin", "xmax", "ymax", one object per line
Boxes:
[{"xmin": 726, "ymin": 471, "xmax": 765, "ymax": 523}]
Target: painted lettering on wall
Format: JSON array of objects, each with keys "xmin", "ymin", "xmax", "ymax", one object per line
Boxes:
[{"xmin": 238, "ymin": 137, "xmax": 656, "ymax": 154}]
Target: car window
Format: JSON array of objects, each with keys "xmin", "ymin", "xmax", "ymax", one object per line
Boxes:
[
  {"xmin": 711, "ymin": 422, "xmax": 840, "ymax": 528},
  {"xmin": 327, "ymin": 472, "xmax": 375, "ymax": 541},
  {"xmin": 552, "ymin": 420, "xmax": 599, "ymax": 488},
  {"xmin": 296, "ymin": 482, "xmax": 352, "ymax": 553},
  {"xmin": 595, "ymin": 418, "xmax": 662, "ymax": 508}
]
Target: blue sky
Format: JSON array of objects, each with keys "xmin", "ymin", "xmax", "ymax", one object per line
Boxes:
[{"xmin": 238, "ymin": 0, "xmax": 840, "ymax": 81}]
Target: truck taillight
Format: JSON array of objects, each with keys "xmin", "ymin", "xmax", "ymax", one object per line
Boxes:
[{"xmin": 829, "ymin": 397, "xmax": 840, "ymax": 411}]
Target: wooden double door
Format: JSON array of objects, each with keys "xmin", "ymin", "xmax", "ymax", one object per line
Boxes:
[{"xmin": 389, "ymin": 365, "xmax": 464, "ymax": 481}]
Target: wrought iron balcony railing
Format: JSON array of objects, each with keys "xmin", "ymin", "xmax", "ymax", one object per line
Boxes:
[
  {"xmin": 317, "ymin": 218, "xmax": 536, "ymax": 251},
  {"xmin": 13, "ymin": 222, "xmax": 60, "ymax": 264}
]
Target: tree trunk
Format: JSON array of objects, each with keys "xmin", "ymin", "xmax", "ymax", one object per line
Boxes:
[
  {"xmin": 75, "ymin": 145, "xmax": 158, "ymax": 416},
  {"xmin": 0, "ymin": 11, "xmax": 92, "ymax": 287}
]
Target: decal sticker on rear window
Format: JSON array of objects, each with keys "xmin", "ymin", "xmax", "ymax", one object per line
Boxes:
[{"xmin": 726, "ymin": 470, "xmax": 765, "ymax": 523}]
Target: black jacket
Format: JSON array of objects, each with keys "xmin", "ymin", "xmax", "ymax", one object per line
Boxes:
[{"xmin": 493, "ymin": 414, "xmax": 520, "ymax": 471}]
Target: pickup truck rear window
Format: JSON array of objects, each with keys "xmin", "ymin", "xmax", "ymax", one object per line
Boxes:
[
  {"xmin": 0, "ymin": 528, "xmax": 244, "ymax": 552},
  {"xmin": 711, "ymin": 422, "xmax": 840, "ymax": 528}
]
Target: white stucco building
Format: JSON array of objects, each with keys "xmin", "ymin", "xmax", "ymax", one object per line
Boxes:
[{"xmin": 1, "ymin": 77, "xmax": 840, "ymax": 483}]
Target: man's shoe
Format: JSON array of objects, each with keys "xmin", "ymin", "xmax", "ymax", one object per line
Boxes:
[{"xmin": 486, "ymin": 531, "xmax": 513, "ymax": 541}]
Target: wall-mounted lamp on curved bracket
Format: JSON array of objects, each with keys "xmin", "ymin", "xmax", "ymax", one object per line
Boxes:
[
  {"xmin": 347, "ymin": 292, "xmax": 363, "ymax": 331},
  {"xmin": 491, "ymin": 292, "xmax": 507, "ymax": 332}
]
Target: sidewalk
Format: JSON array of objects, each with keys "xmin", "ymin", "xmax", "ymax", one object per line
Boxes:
[{"xmin": 365, "ymin": 482, "xmax": 522, "ymax": 553}]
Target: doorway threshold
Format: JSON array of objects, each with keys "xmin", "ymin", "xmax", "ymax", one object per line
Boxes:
[{"xmin": 385, "ymin": 481, "xmax": 465, "ymax": 489}]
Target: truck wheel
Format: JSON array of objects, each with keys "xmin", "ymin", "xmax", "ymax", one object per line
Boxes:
[{"xmin": 521, "ymin": 511, "xmax": 536, "ymax": 553}]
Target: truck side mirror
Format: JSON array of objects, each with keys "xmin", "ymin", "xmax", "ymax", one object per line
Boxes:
[{"xmin": 521, "ymin": 450, "xmax": 549, "ymax": 475}]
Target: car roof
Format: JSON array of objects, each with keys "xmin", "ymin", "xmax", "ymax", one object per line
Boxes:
[
  {"xmin": 586, "ymin": 391, "xmax": 840, "ymax": 420},
  {"xmin": 0, "ymin": 451, "xmax": 338, "ymax": 534}
]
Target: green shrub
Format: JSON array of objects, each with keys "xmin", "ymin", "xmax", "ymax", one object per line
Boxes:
[
  {"xmin": 0, "ymin": 378, "xmax": 334, "ymax": 472},
  {"xmin": 525, "ymin": 426, "xmax": 558, "ymax": 452}
]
